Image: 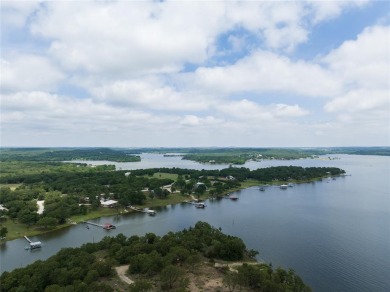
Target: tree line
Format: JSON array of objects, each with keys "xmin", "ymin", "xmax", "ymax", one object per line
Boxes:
[
  {"xmin": 0, "ymin": 165, "xmax": 345, "ymax": 229},
  {"xmin": 0, "ymin": 148, "xmax": 141, "ymax": 162}
]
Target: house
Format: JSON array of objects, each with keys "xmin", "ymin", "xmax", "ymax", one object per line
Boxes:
[
  {"xmin": 162, "ymin": 184, "xmax": 174, "ymax": 192},
  {"xmin": 100, "ymin": 199, "xmax": 118, "ymax": 208},
  {"xmin": 226, "ymin": 175, "xmax": 235, "ymax": 180},
  {"xmin": 194, "ymin": 182, "xmax": 205, "ymax": 189}
]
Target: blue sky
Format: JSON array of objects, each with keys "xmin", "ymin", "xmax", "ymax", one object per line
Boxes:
[{"xmin": 1, "ymin": 0, "xmax": 389, "ymax": 147}]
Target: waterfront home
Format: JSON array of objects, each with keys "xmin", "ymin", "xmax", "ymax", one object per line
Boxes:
[{"xmin": 100, "ymin": 199, "xmax": 118, "ymax": 208}]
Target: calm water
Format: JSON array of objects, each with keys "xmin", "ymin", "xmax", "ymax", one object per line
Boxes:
[{"xmin": 1, "ymin": 155, "xmax": 389, "ymax": 292}]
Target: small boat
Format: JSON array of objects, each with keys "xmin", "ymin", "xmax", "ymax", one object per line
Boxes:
[
  {"xmin": 280, "ymin": 184, "xmax": 288, "ymax": 189},
  {"xmin": 288, "ymin": 183, "xmax": 294, "ymax": 187},
  {"xmin": 259, "ymin": 187, "xmax": 265, "ymax": 191},
  {"xmin": 229, "ymin": 195, "xmax": 238, "ymax": 200},
  {"xmin": 195, "ymin": 203, "xmax": 206, "ymax": 208},
  {"xmin": 147, "ymin": 209, "xmax": 156, "ymax": 216},
  {"xmin": 103, "ymin": 223, "xmax": 116, "ymax": 230}
]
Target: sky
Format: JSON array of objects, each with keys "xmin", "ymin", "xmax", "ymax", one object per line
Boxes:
[{"xmin": 1, "ymin": 0, "xmax": 389, "ymax": 147}]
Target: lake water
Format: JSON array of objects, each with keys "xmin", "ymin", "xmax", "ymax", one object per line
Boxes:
[{"xmin": 1, "ymin": 154, "xmax": 389, "ymax": 292}]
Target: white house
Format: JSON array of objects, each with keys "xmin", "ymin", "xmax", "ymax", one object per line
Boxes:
[{"xmin": 100, "ymin": 199, "xmax": 118, "ymax": 208}]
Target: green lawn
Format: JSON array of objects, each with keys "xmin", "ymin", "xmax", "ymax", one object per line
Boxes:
[
  {"xmin": 138, "ymin": 192, "xmax": 189, "ymax": 208},
  {"xmin": 151, "ymin": 172, "xmax": 178, "ymax": 180},
  {"xmin": 70, "ymin": 208, "xmax": 122, "ymax": 223},
  {"xmin": 0, "ymin": 219, "xmax": 72, "ymax": 241}
]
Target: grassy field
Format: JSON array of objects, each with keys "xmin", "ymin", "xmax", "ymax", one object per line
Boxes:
[
  {"xmin": 138, "ymin": 192, "xmax": 189, "ymax": 208},
  {"xmin": 151, "ymin": 172, "xmax": 178, "ymax": 180},
  {"xmin": 0, "ymin": 219, "xmax": 73, "ymax": 241},
  {"xmin": 70, "ymin": 208, "xmax": 122, "ymax": 223}
]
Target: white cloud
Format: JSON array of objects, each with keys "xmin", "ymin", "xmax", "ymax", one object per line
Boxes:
[
  {"xmin": 217, "ymin": 99, "xmax": 309, "ymax": 122},
  {"xmin": 179, "ymin": 115, "xmax": 223, "ymax": 127},
  {"xmin": 1, "ymin": 54, "xmax": 64, "ymax": 92},
  {"xmin": 308, "ymin": 0, "xmax": 368, "ymax": 24},
  {"xmin": 0, "ymin": 1, "xmax": 41, "ymax": 28},
  {"xmin": 187, "ymin": 50, "xmax": 340, "ymax": 97},
  {"xmin": 323, "ymin": 25, "xmax": 390, "ymax": 124},
  {"xmin": 91, "ymin": 78, "xmax": 213, "ymax": 112},
  {"xmin": 324, "ymin": 89, "xmax": 389, "ymax": 113},
  {"xmin": 1, "ymin": 1, "xmax": 387, "ymax": 147},
  {"xmin": 22, "ymin": 0, "xmax": 368, "ymax": 79},
  {"xmin": 323, "ymin": 25, "xmax": 390, "ymax": 90},
  {"xmin": 0, "ymin": 91, "xmax": 219, "ymax": 133},
  {"xmin": 30, "ymin": 1, "xmax": 227, "ymax": 75}
]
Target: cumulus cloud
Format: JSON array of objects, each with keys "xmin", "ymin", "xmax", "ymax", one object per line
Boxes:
[
  {"xmin": 1, "ymin": 0, "xmax": 388, "ymax": 147},
  {"xmin": 323, "ymin": 25, "xmax": 390, "ymax": 90},
  {"xmin": 323, "ymin": 25, "xmax": 390, "ymax": 122},
  {"xmin": 91, "ymin": 78, "xmax": 213, "ymax": 112},
  {"xmin": 187, "ymin": 50, "xmax": 340, "ymax": 97},
  {"xmin": 24, "ymin": 0, "xmax": 367, "ymax": 78},
  {"xmin": 30, "ymin": 1, "xmax": 226, "ymax": 75},
  {"xmin": 324, "ymin": 89, "xmax": 389, "ymax": 113},
  {"xmin": 217, "ymin": 99, "xmax": 309, "ymax": 122},
  {"xmin": 308, "ymin": 0, "xmax": 368, "ymax": 24},
  {"xmin": 0, "ymin": 91, "xmax": 218, "ymax": 133},
  {"xmin": 0, "ymin": 1, "xmax": 41, "ymax": 28},
  {"xmin": 179, "ymin": 115, "xmax": 223, "ymax": 127},
  {"xmin": 1, "ymin": 54, "xmax": 64, "ymax": 93}
]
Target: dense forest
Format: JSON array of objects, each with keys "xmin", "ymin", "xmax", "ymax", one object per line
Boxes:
[
  {"xmin": 0, "ymin": 148, "xmax": 141, "ymax": 162},
  {"xmin": 0, "ymin": 222, "xmax": 311, "ymax": 292},
  {"xmin": 1, "ymin": 147, "xmax": 388, "ymax": 166}
]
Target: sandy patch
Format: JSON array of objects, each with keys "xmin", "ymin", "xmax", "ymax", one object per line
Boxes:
[
  {"xmin": 37, "ymin": 200, "xmax": 45, "ymax": 214},
  {"xmin": 115, "ymin": 265, "xmax": 134, "ymax": 285}
]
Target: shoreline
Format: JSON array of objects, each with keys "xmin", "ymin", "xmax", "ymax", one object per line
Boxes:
[{"xmin": 0, "ymin": 174, "xmax": 340, "ymax": 242}]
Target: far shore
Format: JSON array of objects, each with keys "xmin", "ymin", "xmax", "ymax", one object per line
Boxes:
[{"xmin": 0, "ymin": 175, "xmax": 341, "ymax": 242}]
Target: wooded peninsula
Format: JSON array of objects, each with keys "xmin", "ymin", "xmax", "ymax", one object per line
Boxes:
[{"xmin": 0, "ymin": 222, "xmax": 311, "ymax": 291}]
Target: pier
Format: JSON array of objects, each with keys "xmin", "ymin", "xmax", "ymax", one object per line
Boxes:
[
  {"xmin": 129, "ymin": 206, "xmax": 156, "ymax": 216},
  {"xmin": 184, "ymin": 201, "xmax": 206, "ymax": 208},
  {"xmin": 82, "ymin": 221, "xmax": 116, "ymax": 230},
  {"xmin": 24, "ymin": 236, "xmax": 41, "ymax": 249}
]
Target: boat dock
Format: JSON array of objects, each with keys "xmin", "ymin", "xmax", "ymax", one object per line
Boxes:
[
  {"xmin": 129, "ymin": 206, "xmax": 157, "ymax": 216},
  {"xmin": 24, "ymin": 236, "xmax": 41, "ymax": 249},
  {"xmin": 82, "ymin": 221, "xmax": 116, "ymax": 230},
  {"xmin": 184, "ymin": 201, "xmax": 206, "ymax": 208}
]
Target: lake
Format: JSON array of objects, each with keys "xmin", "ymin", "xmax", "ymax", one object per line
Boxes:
[{"xmin": 1, "ymin": 154, "xmax": 389, "ymax": 292}]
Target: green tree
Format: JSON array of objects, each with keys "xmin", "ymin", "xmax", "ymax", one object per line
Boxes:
[
  {"xmin": 37, "ymin": 217, "xmax": 58, "ymax": 229},
  {"xmin": 0, "ymin": 227, "xmax": 8, "ymax": 238},
  {"xmin": 223, "ymin": 271, "xmax": 239, "ymax": 292},
  {"xmin": 84, "ymin": 269, "xmax": 99, "ymax": 284},
  {"xmin": 195, "ymin": 184, "xmax": 206, "ymax": 199},
  {"xmin": 160, "ymin": 265, "xmax": 183, "ymax": 290},
  {"xmin": 185, "ymin": 254, "xmax": 201, "ymax": 271},
  {"xmin": 128, "ymin": 280, "xmax": 153, "ymax": 292}
]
